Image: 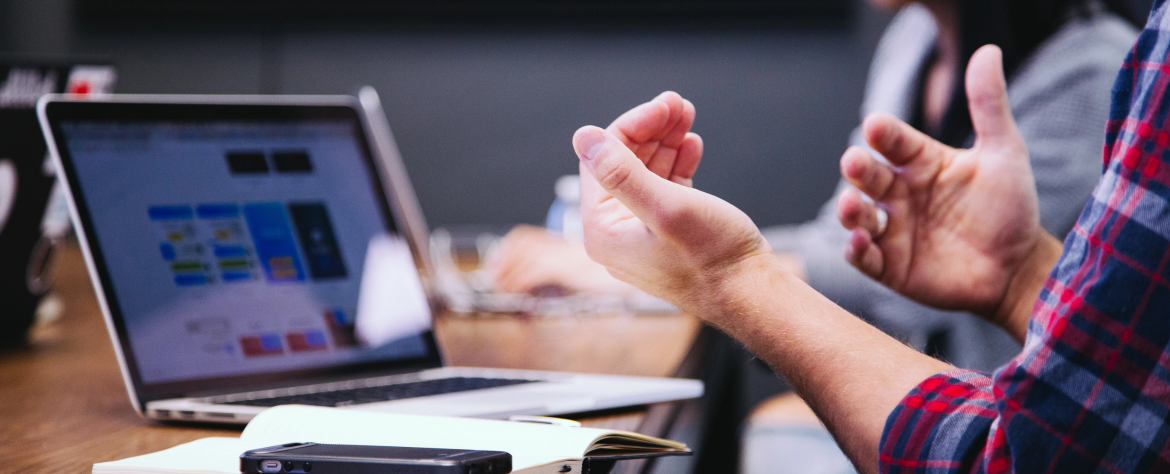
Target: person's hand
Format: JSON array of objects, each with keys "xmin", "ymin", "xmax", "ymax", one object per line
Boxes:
[
  {"xmin": 573, "ymin": 125, "xmax": 773, "ymax": 316},
  {"xmin": 575, "ymin": 91, "xmax": 773, "ymax": 310},
  {"xmin": 836, "ymin": 45, "xmax": 1061, "ymax": 340},
  {"xmin": 485, "ymin": 91, "xmax": 704, "ymax": 295},
  {"xmin": 486, "ymin": 225, "xmax": 636, "ymax": 295}
]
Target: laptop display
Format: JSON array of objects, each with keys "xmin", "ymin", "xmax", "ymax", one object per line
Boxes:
[{"xmin": 43, "ymin": 100, "xmax": 441, "ymax": 400}]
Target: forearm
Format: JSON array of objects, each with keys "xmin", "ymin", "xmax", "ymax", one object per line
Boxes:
[
  {"xmin": 989, "ymin": 232, "xmax": 1064, "ymax": 344},
  {"xmin": 693, "ymin": 254, "xmax": 953, "ymax": 474},
  {"xmin": 760, "ymin": 185, "xmax": 875, "ymax": 313}
]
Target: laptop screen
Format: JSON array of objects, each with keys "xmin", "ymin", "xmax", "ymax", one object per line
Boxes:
[{"xmin": 46, "ymin": 101, "xmax": 440, "ymax": 400}]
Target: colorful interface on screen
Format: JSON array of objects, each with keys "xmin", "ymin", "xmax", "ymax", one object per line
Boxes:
[{"xmin": 62, "ymin": 119, "xmax": 431, "ymax": 384}]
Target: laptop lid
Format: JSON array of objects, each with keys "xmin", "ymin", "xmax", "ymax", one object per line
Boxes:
[{"xmin": 38, "ymin": 94, "xmax": 444, "ymax": 410}]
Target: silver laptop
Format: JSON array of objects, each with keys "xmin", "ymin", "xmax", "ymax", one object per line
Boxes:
[{"xmin": 37, "ymin": 90, "xmax": 702, "ymax": 424}]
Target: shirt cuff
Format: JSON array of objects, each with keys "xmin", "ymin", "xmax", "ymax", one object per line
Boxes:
[{"xmin": 880, "ymin": 370, "xmax": 999, "ymax": 473}]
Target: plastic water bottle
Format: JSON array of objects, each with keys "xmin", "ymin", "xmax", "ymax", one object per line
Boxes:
[{"xmin": 545, "ymin": 175, "xmax": 583, "ymax": 242}]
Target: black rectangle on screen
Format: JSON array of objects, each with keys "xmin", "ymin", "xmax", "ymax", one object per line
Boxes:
[
  {"xmin": 226, "ymin": 152, "xmax": 268, "ymax": 174},
  {"xmin": 273, "ymin": 151, "xmax": 313, "ymax": 173}
]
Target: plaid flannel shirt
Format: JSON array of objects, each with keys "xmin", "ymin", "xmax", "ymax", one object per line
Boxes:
[{"xmin": 879, "ymin": 3, "xmax": 1170, "ymax": 473}]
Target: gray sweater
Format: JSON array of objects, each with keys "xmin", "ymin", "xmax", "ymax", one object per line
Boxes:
[{"xmin": 761, "ymin": 3, "xmax": 1138, "ymax": 372}]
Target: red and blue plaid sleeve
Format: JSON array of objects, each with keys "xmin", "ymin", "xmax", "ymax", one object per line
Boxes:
[{"xmin": 879, "ymin": 3, "xmax": 1170, "ymax": 473}]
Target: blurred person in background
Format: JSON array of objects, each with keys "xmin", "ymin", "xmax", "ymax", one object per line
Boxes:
[{"xmin": 489, "ymin": 0, "xmax": 1142, "ymax": 472}]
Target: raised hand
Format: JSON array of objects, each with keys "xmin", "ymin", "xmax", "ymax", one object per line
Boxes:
[
  {"xmin": 836, "ymin": 45, "xmax": 1059, "ymax": 338},
  {"xmin": 573, "ymin": 125, "xmax": 772, "ymax": 314},
  {"xmin": 485, "ymin": 92, "xmax": 703, "ymax": 296}
]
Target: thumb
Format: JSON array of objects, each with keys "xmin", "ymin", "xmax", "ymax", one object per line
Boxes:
[
  {"xmin": 574, "ymin": 125, "xmax": 678, "ymax": 226},
  {"xmin": 966, "ymin": 45, "xmax": 1023, "ymax": 149}
]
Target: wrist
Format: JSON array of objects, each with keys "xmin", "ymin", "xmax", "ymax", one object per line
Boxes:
[
  {"xmin": 691, "ymin": 251, "xmax": 795, "ymax": 329},
  {"xmin": 990, "ymin": 231, "xmax": 1063, "ymax": 343},
  {"xmin": 774, "ymin": 252, "xmax": 808, "ymax": 281}
]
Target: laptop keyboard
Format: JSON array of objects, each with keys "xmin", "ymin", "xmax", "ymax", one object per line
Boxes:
[{"xmin": 217, "ymin": 377, "xmax": 537, "ymax": 408}]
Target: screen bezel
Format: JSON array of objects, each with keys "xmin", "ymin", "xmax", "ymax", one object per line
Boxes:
[{"xmin": 41, "ymin": 96, "xmax": 444, "ymax": 406}]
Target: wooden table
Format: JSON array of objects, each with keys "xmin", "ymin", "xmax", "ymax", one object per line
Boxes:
[{"xmin": 0, "ymin": 243, "xmax": 703, "ymax": 473}]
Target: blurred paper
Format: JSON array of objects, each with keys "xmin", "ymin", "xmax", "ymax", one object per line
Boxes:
[{"xmin": 355, "ymin": 234, "xmax": 432, "ymax": 347}]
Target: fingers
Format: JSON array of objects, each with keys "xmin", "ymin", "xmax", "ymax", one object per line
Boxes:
[
  {"xmin": 488, "ymin": 226, "xmax": 579, "ymax": 295},
  {"xmin": 484, "ymin": 226, "xmax": 543, "ymax": 290},
  {"xmin": 965, "ymin": 45, "xmax": 1025, "ymax": 150},
  {"xmin": 863, "ymin": 47, "xmax": 1020, "ymax": 170},
  {"xmin": 671, "ymin": 133, "xmax": 703, "ymax": 187},
  {"xmin": 644, "ymin": 98, "xmax": 696, "ymax": 177},
  {"xmin": 492, "ymin": 253, "xmax": 542, "ymax": 294},
  {"xmin": 608, "ymin": 91, "xmax": 691, "ymax": 148},
  {"xmin": 495, "ymin": 258, "xmax": 562, "ymax": 295},
  {"xmin": 840, "ymin": 146, "xmax": 895, "ymax": 201},
  {"xmin": 657, "ymin": 93, "xmax": 695, "ymax": 150},
  {"xmin": 609, "ymin": 99, "xmax": 672, "ymax": 148},
  {"xmin": 574, "ymin": 125, "xmax": 679, "ymax": 227},
  {"xmin": 837, "ymin": 185, "xmax": 888, "ymax": 281},
  {"xmin": 607, "ymin": 91, "xmax": 698, "ymax": 179},
  {"xmin": 836, "ymin": 188, "xmax": 885, "ymax": 237},
  {"xmin": 862, "ymin": 113, "xmax": 952, "ymax": 168},
  {"xmin": 845, "ymin": 228, "xmax": 884, "ymax": 279}
]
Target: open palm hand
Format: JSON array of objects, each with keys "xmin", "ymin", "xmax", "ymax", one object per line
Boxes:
[{"xmin": 836, "ymin": 46, "xmax": 1049, "ymax": 324}]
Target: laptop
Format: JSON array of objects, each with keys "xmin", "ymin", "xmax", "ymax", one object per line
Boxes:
[{"xmin": 37, "ymin": 91, "xmax": 703, "ymax": 424}]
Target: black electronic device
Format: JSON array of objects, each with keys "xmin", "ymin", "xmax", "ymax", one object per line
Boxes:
[
  {"xmin": 0, "ymin": 58, "xmax": 115, "ymax": 346},
  {"xmin": 241, "ymin": 443, "xmax": 512, "ymax": 474}
]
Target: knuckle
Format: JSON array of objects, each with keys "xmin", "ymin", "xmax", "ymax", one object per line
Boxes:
[
  {"xmin": 837, "ymin": 195, "xmax": 863, "ymax": 225},
  {"xmin": 864, "ymin": 162, "xmax": 883, "ymax": 189},
  {"xmin": 906, "ymin": 135, "xmax": 929, "ymax": 161},
  {"xmin": 881, "ymin": 124, "xmax": 904, "ymax": 152},
  {"xmin": 968, "ymin": 90, "xmax": 1005, "ymax": 113},
  {"xmin": 595, "ymin": 157, "xmax": 633, "ymax": 191}
]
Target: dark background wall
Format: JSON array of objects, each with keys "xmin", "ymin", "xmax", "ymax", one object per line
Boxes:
[
  {"xmin": 0, "ymin": 0, "xmax": 1151, "ymax": 230},
  {"xmin": 0, "ymin": 0, "xmax": 897, "ymax": 229}
]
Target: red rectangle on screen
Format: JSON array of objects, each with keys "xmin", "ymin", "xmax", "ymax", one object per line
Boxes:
[
  {"xmin": 240, "ymin": 334, "xmax": 284, "ymax": 357},
  {"xmin": 286, "ymin": 330, "xmax": 328, "ymax": 353}
]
